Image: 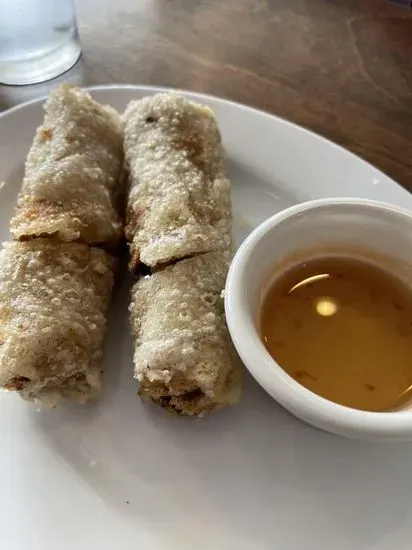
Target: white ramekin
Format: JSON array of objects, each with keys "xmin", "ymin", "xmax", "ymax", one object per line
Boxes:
[{"xmin": 225, "ymin": 198, "xmax": 412, "ymax": 442}]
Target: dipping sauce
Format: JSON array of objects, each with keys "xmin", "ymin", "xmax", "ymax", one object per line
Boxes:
[{"xmin": 260, "ymin": 256, "xmax": 412, "ymax": 411}]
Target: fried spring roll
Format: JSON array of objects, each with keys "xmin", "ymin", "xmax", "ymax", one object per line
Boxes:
[
  {"xmin": 10, "ymin": 85, "xmax": 124, "ymax": 246},
  {"xmin": 130, "ymin": 252, "xmax": 242, "ymax": 416},
  {"xmin": 0, "ymin": 240, "xmax": 114, "ymax": 407},
  {"xmin": 123, "ymin": 93, "xmax": 231, "ymax": 269}
]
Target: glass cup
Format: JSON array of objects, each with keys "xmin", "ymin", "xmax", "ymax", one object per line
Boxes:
[{"xmin": 0, "ymin": 0, "xmax": 81, "ymax": 86}]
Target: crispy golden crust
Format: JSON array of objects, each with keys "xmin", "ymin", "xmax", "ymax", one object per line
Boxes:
[
  {"xmin": 10, "ymin": 85, "xmax": 125, "ymax": 246},
  {"xmin": 0, "ymin": 240, "xmax": 114, "ymax": 406},
  {"xmin": 123, "ymin": 93, "xmax": 231, "ymax": 269},
  {"xmin": 130, "ymin": 252, "xmax": 242, "ymax": 416}
]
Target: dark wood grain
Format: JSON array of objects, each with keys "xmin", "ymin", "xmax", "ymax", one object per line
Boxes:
[{"xmin": 1, "ymin": 0, "xmax": 411, "ymax": 188}]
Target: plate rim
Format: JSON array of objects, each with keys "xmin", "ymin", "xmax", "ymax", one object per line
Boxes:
[{"xmin": 0, "ymin": 83, "xmax": 401, "ymax": 192}]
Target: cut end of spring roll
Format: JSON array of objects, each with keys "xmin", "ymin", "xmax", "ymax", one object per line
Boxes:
[
  {"xmin": 123, "ymin": 93, "xmax": 232, "ymax": 269},
  {"xmin": 10, "ymin": 85, "xmax": 125, "ymax": 247},
  {"xmin": 130, "ymin": 252, "xmax": 243, "ymax": 416},
  {"xmin": 0, "ymin": 240, "xmax": 114, "ymax": 407}
]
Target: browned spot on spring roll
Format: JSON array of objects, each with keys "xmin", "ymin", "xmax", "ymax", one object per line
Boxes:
[
  {"xmin": 10, "ymin": 85, "xmax": 124, "ymax": 247},
  {"xmin": 130, "ymin": 251, "xmax": 242, "ymax": 416},
  {"xmin": 123, "ymin": 93, "xmax": 231, "ymax": 269},
  {"xmin": 0, "ymin": 240, "xmax": 114, "ymax": 407}
]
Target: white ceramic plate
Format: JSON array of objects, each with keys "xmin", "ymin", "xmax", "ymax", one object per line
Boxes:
[{"xmin": 1, "ymin": 85, "xmax": 412, "ymax": 550}]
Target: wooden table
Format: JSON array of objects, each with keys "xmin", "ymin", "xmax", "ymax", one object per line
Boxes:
[{"xmin": 1, "ymin": 0, "xmax": 411, "ymax": 188}]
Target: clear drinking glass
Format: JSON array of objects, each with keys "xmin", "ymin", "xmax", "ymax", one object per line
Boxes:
[{"xmin": 0, "ymin": 0, "xmax": 81, "ymax": 85}]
